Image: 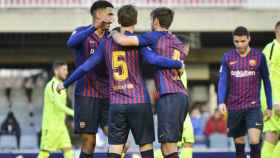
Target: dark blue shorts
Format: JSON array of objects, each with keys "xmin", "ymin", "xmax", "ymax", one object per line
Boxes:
[
  {"xmin": 74, "ymin": 95, "xmax": 109, "ymax": 134},
  {"xmin": 227, "ymin": 107, "xmax": 263, "ymax": 138},
  {"xmin": 108, "ymin": 103, "xmax": 155, "ymax": 145},
  {"xmin": 157, "ymin": 93, "xmax": 189, "ymax": 143}
]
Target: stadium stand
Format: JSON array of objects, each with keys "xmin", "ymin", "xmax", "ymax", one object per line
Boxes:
[
  {"xmin": 209, "ymin": 134, "xmax": 228, "ymax": 149},
  {"xmin": 0, "ymin": 135, "xmax": 17, "ymax": 149}
]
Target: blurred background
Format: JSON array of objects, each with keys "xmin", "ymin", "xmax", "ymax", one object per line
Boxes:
[{"xmin": 0, "ymin": 0, "xmax": 279, "ymax": 157}]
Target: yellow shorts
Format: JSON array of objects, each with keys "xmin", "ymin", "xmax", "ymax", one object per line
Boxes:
[
  {"xmin": 179, "ymin": 114, "xmax": 195, "ymax": 145},
  {"xmin": 154, "ymin": 149, "xmax": 164, "ymax": 158},
  {"xmin": 40, "ymin": 128, "xmax": 72, "ymax": 151},
  {"xmin": 263, "ymin": 110, "xmax": 280, "ymax": 133}
]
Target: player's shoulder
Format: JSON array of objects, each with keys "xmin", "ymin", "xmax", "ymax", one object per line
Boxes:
[
  {"xmin": 224, "ymin": 49, "xmax": 235, "ymax": 55},
  {"xmin": 45, "ymin": 79, "xmax": 53, "ymax": 88},
  {"xmin": 71, "ymin": 25, "xmax": 92, "ymax": 34},
  {"xmin": 141, "ymin": 31, "xmax": 153, "ymax": 36},
  {"xmin": 45, "ymin": 78, "xmax": 58, "ymax": 92},
  {"xmin": 172, "ymin": 34, "xmax": 184, "ymax": 44},
  {"xmin": 251, "ymin": 48, "xmax": 268, "ymax": 64},
  {"xmin": 44, "ymin": 80, "xmax": 53, "ymax": 94},
  {"xmin": 251, "ymin": 48, "xmax": 264, "ymax": 57},
  {"xmin": 170, "ymin": 34, "xmax": 186, "ymax": 49},
  {"xmin": 223, "ymin": 49, "xmax": 235, "ymax": 59},
  {"xmin": 264, "ymin": 40, "xmax": 274, "ymax": 49},
  {"xmin": 156, "ymin": 32, "xmax": 176, "ymax": 43},
  {"xmin": 156, "ymin": 31, "xmax": 171, "ymax": 38},
  {"xmin": 251, "ymin": 48, "xmax": 262, "ymax": 53},
  {"xmin": 140, "ymin": 31, "xmax": 159, "ymax": 40}
]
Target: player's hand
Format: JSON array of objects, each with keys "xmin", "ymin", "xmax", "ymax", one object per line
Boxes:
[
  {"xmin": 218, "ymin": 103, "xmax": 227, "ymax": 114},
  {"xmin": 109, "ymin": 27, "xmax": 121, "ymax": 38},
  {"xmin": 112, "ymin": 27, "xmax": 121, "ymax": 32},
  {"xmin": 98, "ymin": 16, "xmax": 113, "ymax": 30},
  {"xmin": 264, "ymin": 109, "xmax": 272, "ymax": 119},
  {"xmin": 95, "ymin": 17, "xmax": 110, "ymax": 29},
  {"xmin": 102, "ymin": 16, "xmax": 113, "ymax": 24},
  {"xmin": 274, "ymin": 103, "xmax": 280, "ymax": 116},
  {"xmin": 56, "ymin": 83, "xmax": 65, "ymax": 94},
  {"xmin": 171, "ymin": 69, "xmax": 182, "ymax": 77},
  {"xmin": 171, "ymin": 61, "xmax": 184, "ymax": 77}
]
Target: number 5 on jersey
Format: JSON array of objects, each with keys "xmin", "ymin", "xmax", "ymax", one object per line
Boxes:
[{"xmin": 112, "ymin": 51, "xmax": 128, "ymax": 81}]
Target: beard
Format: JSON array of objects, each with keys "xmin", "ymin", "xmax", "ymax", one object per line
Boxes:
[{"xmin": 57, "ymin": 75, "xmax": 66, "ymax": 81}]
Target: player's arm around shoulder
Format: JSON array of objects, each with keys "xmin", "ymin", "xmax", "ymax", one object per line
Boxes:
[
  {"xmin": 58, "ymin": 43, "xmax": 105, "ymax": 92},
  {"xmin": 66, "ymin": 25, "xmax": 95, "ymax": 48},
  {"xmin": 140, "ymin": 47, "xmax": 183, "ymax": 68},
  {"xmin": 111, "ymin": 30, "xmax": 139, "ymax": 46}
]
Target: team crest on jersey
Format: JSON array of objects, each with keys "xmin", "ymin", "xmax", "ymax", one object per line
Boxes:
[
  {"xmin": 229, "ymin": 60, "xmax": 237, "ymax": 65},
  {"xmin": 249, "ymin": 59, "xmax": 257, "ymax": 66}
]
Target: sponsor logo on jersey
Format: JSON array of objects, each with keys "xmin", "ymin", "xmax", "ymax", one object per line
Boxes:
[{"xmin": 231, "ymin": 70, "xmax": 255, "ymax": 78}]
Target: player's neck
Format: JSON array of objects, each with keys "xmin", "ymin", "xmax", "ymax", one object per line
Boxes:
[
  {"xmin": 120, "ymin": 26, "xmax": 134, "ymax": 34},
  {"xmin": 95, "ymin": 28, "xmax": 105, "ymax": 38},
  {"xmin": 238, "ymin": 47, "xmax": 251, "ymax": 57},
  {"xmin": 155, "ymin": 27, "xmax": 168, "ymax": 32},
  {"xmin": 276, "ymin": 37, "xmax": 280, "ymax": 44},
  {"xmin": 54, "ymin": 76, "xmax": 63, "ymax": 82}
]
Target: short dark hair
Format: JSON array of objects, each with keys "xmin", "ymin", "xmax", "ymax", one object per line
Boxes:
[
  {"xmin": 52, "ymin": 61, "xmax": 67, "ymax": 71},
  {"xmin": 118, "ymin": 5, "xmax": 137, "ymax": 27},
  {"xmin": 90, "ymin": 0, "xmax": 114, "ymax": 16},
  {"xmin": 177, "ymin": 35, "xmax": 189, "ymax": 45},
  {"xmin": 275, "ymin": 21, "xmax": 280, "ymax": 29},
  {"xmin": 232, "ymin": 26, "xmax": 250, "ymax": 37},
  {"xmin": 151, "ymin": 7, "xmax": 174, "ymax": 29}
]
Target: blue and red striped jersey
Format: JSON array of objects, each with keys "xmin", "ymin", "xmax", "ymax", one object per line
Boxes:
[
  {"xmin": 138, "ymin": 31, "xmax": 188, "ymax": 96},
  {"xmin": 64, "ymin": 31, "xmax": 182, "ymax": 104},
  {"xmin": 218, "ymin": 48, "xmax": 272, "ymax": 111},
  {"xmin": 103, "ymin": 38, "xmax": 150, "ymax": 104},
  {"xmin": 67, "ymin": 25, "xmax": 109, "ymax": 98}
]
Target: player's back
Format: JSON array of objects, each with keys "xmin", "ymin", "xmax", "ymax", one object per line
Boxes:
[
  {"xmin": 102, "ymin": 32, "xmax": 150, "ymax": 104},
  {"xmin": 154, "ymin": 33, "xmax": 187, "ymax": 95},
  {"xmin": 42, "ymin": 77, "xmax": 68, "ymax": 130}
]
